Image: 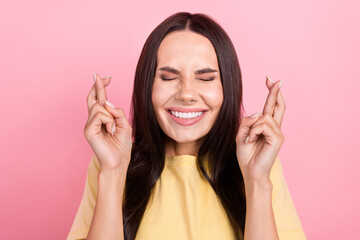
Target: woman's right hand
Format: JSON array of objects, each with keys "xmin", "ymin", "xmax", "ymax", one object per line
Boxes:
[{"xmin": 84, "ymin": 73, "xmax": 133, "ymax": 172}]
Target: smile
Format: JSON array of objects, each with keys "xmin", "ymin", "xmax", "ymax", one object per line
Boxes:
[
  {"xmin": 170, "ymin": 111, "xmax": 205, "ymax": 119},
  {"xmin": 166, "ymin": 107, "xmax": 208, "ymax": 126}
]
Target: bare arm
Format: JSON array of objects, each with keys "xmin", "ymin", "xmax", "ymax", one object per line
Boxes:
[
  {"xmin": 83, "ymin": 73, "xmax": 133, "ymax": 240},
  {"xmin": 87, "ymin": 167, "xmax": 127, "ymax": 240},
  {"xmin": 244, "ymin": 179, "xmax": 279, "ymax": 240}
]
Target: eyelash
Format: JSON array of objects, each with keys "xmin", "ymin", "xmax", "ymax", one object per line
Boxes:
[{"xmin": 160, "ymin": 77, "xmax": 215, "ymax": 81}]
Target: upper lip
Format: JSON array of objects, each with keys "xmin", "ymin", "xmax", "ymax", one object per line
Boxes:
[{"xmin": 166, "ymin": 107, "xmax": 208, "ymax": 113}]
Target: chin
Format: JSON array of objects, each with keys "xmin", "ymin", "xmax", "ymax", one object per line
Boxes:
[{"xmin": 166, "ymin": 131, "xmax": 206, "ymax": 144}]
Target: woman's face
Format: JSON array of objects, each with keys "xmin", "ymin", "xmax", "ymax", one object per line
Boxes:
[{"xmin": 152, "ymin": 30, "xmax": 223, "ymax": 147}]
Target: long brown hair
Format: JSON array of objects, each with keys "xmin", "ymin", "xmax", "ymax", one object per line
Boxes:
[{"xmin": 123, "ymin": 12, "xmax": 246, "ymax": 240}]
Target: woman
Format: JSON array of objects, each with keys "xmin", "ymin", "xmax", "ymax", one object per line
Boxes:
[{"xmin": 67, "ymin": 12, "xmax": 306, "ymax": 240}]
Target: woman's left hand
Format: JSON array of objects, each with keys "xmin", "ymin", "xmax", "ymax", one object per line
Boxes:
[{"xmin": 236, "ymin": 77, "xmax": 286, "ymax": 184}]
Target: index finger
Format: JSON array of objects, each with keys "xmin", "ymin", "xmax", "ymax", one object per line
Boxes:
[
  {"xmin": 94, "ymin": 72, "xmax": 108, "ymax": 106},
  {"xmin": 262, "ymin": 79, "xmax": 282, "ymax": 116}
]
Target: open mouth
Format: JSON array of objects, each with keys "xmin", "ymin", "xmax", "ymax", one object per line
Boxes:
[
  {"xmin": 165, "ymin": 107, "xmax": 209, "ymax": 126},
  {"xmin": 168, "ymin": 110, "xmax": 207, "ymax": 119}
]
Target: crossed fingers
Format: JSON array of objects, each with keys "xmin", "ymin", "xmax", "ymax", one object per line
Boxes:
[
  {"xmin": 87, "ymin": 73, "xmax": 112, "ymax": 116},
  {"xmin": 261, "ymin": 76, "xmax": 285, "ymax": 129}
]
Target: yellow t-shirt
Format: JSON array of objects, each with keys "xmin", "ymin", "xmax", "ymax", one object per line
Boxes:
[{"xmin": 66, "ymin": 154, "xmax": 306, "ymax": 240}]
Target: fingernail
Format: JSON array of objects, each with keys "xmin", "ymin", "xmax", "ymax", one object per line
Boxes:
[
  {"xmin": 93, "ymin": 72, "xmax": 97, "ymax": 82},
  {"xmin": 105, "ymin": 100, "xmax": 116, "ymax": 109},
  {"xmin": 250, "ymin": 112, "xmax": 262, "ymax": 118},
  {"xmin": 104, "ymin": 76, "xmax": 112, "ymax": 79},
  {"xmin": 112, "ymin": 122, "xmax": 116, "ymax": 135},
  {"xmin": 245, "ymin": 136, "xmax": 249, "ymax": 143},
  {"xmin": 266, "ymin": 76, "xmax": 274, "ymax": 83},
  {"xmin": 279, "ymin": 80, "xmax": 283, "ymax": 88}
]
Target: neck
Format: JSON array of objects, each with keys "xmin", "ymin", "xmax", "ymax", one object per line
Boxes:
[{"xmin": 164, "ymin": 136, "xmax": 203, "ymax": 156}]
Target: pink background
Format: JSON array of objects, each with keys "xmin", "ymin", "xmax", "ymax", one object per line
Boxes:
[{"xmin": 1, "ymin": 0, "xmax": 359, "ymax": 239}]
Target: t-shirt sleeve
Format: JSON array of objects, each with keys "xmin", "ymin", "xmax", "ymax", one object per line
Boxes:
[
  {"xmin": 269, "ymin": 156, "xmax": 307, "ymax": 240},
  {"xmin": 66, "ymin": 154, "xmax": 100, "ymax": 240}
]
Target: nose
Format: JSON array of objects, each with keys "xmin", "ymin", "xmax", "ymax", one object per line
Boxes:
[{"xmin": 175, "ymin": 79, "xmax": 198, "ymax": 104}]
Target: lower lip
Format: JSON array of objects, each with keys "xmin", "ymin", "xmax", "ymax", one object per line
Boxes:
[{"xmin": 166, "ymin": 110, "xmax": 208, "ymax": 126}]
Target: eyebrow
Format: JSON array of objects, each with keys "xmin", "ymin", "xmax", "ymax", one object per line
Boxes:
[{"xmin": 158, "ymin": 66, "xmax": 218, "ymax": 75}]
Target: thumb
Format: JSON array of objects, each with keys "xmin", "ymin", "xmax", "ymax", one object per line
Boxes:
[{"xmin": 237, "ymin": 112, "xmax": 262, "ymax": 139}]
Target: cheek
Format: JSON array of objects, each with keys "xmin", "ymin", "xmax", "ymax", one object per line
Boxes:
[
  {"xmin": 201, "ymin": 85, "xmax": 223, "ymax": 109},
  {"xmin": 152, "ymin": 80, "xmax": 173, "ymax": 112}
]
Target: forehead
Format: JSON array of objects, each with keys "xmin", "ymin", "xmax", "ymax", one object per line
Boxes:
[{"xmin": 157, "ymin": 30, "xmax": 219, "ymax": 69}]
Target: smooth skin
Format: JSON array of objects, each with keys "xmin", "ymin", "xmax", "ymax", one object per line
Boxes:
[
  {"xmin": 236, "ymin": 76, "xmax": 285, "ymax": 183},
  {"xmin": 84, "ymin": 73, "xmax": 132, "ymax": 172},
  {"xmin": 84, "ymin": 73, "xmax": 132, "ymax": 240},
  {"xmin": 152, "ymin": 30, "xmax": 223, "ymax": 156},
  {"xmin": 237, "ymin": 76, "xmax": 285, "ymax": 240}
]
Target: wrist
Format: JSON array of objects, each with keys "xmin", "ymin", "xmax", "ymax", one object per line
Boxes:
[
  {"xmin": 98, "ymin": 167, "xmax": 127, "ymax": 186},
  {"xmin": 244, "ymin": 178, "xmax": 273, "ymax": 197},
  {"xmin": 99, "ymin": 158, "xmax": 129, "ymax": 176}
]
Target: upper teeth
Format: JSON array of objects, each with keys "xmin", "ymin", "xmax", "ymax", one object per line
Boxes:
[{"xmin": 170, "ymin": 111, "xmax": 204, "ymax": 119}]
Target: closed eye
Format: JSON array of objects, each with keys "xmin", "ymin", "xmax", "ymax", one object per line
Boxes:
[
  {"xmin": 200, "ymin": 77, "xmax": 215, "ymax": 81},
  {"xmin": 160, "ymin": 77, "xmax": 215, "ymax": 81},
  {"xmin": 161, "ymin": 77, "xmax": 177, "ymax": 81}
]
